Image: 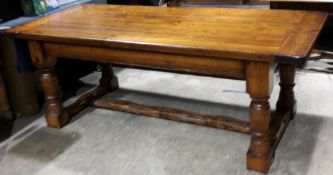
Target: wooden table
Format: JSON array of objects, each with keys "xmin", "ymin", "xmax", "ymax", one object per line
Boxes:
[{"xmin": 3, "ymin": 4, "xmax": 327, "ymax": 173}]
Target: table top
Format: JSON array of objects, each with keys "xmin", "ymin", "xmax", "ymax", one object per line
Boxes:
[{"xmin": 4, "ymin": 4, "xmax": 327, "ymax": 62}]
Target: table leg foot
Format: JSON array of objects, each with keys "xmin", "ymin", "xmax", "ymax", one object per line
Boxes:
[
  {"xmin": 247, "ymin": 153, "xmax": 272, "ymax": 173},
  {"xmin": 45, "ymin": 112, "xmax": 69, "ymax": 128}
]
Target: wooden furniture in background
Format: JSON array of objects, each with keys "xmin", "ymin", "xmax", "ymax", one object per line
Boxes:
[
  {"xmin": 0, "ymin": 37, "xmax": 40, "ymax": 118},
  {"xmin": 0, "ymin": 60, "xmax": 13, "ymax": 120},
  {"xmin": 3, "ymin": 4, "xmax": 327, "ymax": 173},
  {"xmin": 0, "ymin": 59, "xmax": 14, "ymax": 141},
  {"xmin": 267, "ymin": 0, "xmax": 333, "ymax": 59},
  {"xmin": 268, "ymin": 0, "xmax": 333, "ymax": 8}
]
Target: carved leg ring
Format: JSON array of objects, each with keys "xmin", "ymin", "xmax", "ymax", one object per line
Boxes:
[{"xmin": 247, "ymin": 98, "xmax": 272, "ymax": 173}]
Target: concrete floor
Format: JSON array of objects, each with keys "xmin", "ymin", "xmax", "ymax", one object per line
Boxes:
[{"xmin": 0, "ymin": 65, "xmax": 333, "ymax": 175}]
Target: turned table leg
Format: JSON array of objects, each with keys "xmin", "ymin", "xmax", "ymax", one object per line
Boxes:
[
  {"xmin": 29, "ymin": 41, "xmax": 120, "ymax": 128},
  {"xmin": 277, "ymin": 64, "xmax": 296, "ymax": 119},
  {"xmin": 29, "ymin": 41, "xmax": 68, "ymax": 128},
  {"xmin": 100, "ymin": 64, "xmax": 119, "ymax": 92},
  {"xmin": 41, "ymin": 68, "xmax": 69, "ymax": 128},
  {"xmin": 39, "ymin": 64, "xmax": 119, "ymax": 128},
  {"xmin": 246, "ymin": 62, "xmax": 275, "ymax": 173}
]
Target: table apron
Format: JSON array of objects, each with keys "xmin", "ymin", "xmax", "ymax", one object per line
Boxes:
[{"xmin": 42, "ymin": 42, "xmax": 247, "ymax": 80}]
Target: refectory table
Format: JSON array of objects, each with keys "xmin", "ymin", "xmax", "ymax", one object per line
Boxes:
[{"xmin": 3, "ymin": 4, "xmax": 327, "ymax": 173}]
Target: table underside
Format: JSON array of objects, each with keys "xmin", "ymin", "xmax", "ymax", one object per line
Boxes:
[
  {"xmin": 2, "ymin": 4, "xmax": 327, "ymax": 174},
  {"xmin": 28, "ymin": 40, "xmax": 297, "ymax": 173}
]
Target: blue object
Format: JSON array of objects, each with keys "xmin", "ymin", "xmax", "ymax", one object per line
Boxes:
[{"xmin": 46, "ymin": 0, "xmax": 60, "ymax": 11}]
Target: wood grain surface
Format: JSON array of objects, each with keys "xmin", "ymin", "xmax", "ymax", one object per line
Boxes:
[{"xmin": 5, "ymin": 4, "xmax": 327, "ymax": 62}]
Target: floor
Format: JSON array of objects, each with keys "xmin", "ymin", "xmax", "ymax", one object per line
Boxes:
[{"xmin": 0, "ymin": 64, "xmax": 332, "ymax": 175}]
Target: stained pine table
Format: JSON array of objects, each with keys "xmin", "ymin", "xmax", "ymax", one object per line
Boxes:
[{"xmin": 3, "ymin": 4, "xmax": 327, "ymax": 173}]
